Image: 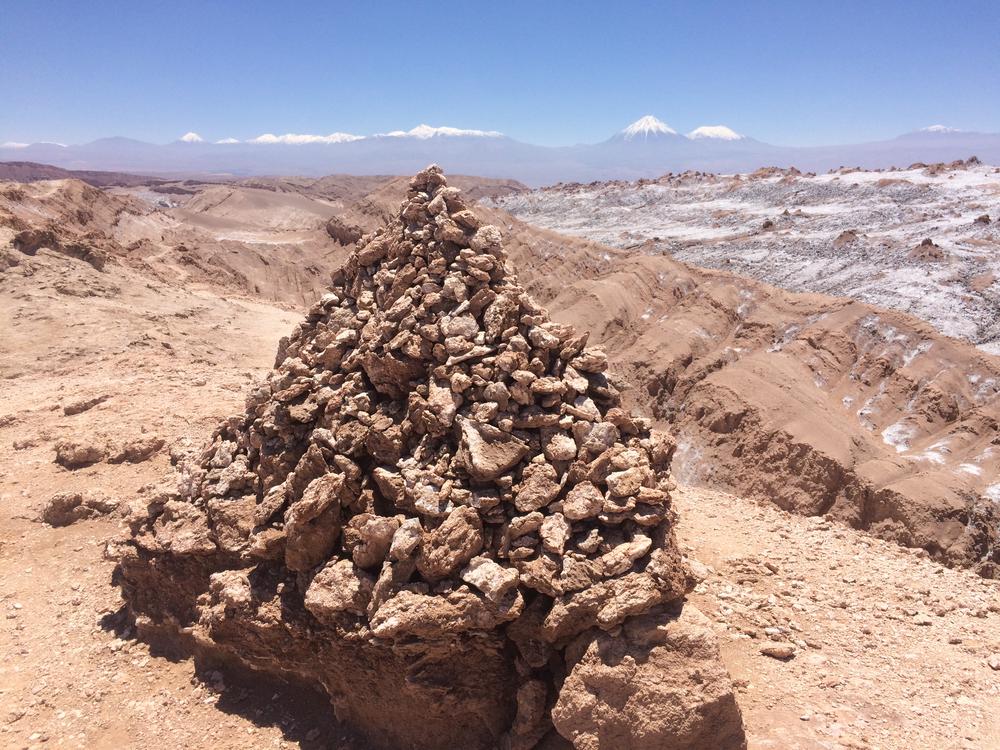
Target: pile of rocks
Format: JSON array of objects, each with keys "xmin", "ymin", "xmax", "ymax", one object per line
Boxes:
[{"xmin": 118, "ymin": 166, "xmax": 745, "ymax": 750}]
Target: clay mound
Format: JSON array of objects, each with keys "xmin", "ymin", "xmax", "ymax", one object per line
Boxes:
[
  {"xmin": 908, "ymin": 237, "xmax": 945, "ymax": 261},
  {"xmin": 117, "ymin": 166, "xmax": 745, "ymax": 750}
]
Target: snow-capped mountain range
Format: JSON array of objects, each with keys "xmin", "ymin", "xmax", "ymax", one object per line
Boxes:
[
  {"xmin": 2, "ymin": 116, "xmax": 998, "ymax": 186},
  {"xmin": 613, "ymin": 116, "xmax": 745, "ymax": 142}
]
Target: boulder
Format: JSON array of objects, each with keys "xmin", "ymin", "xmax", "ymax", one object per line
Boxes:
[
  {"xmin": 552, "ymin": 607, "xmax": 746, "ymax": 750},
  {"xmin": 41, "ymin": 490, "xmax": 119, "ymax": 526}
]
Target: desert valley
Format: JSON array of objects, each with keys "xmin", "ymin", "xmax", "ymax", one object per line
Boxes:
[
  {"xmin": 9, "ymin": 1, "xmax": 1000, "ymax": 746},
  {"xmin": 0, "ymin": 152, "xmax": 998, "ymax": 749}
]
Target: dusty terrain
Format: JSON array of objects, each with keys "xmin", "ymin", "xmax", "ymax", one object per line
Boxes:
[
  {"xmin": 494, "ymin": 162, "xmax": 1000, "ymax": 351},
  {"xmin": 3, "ymin": 173, "xmax": 999, "ymax": 568},
  {"xmin": 116, "ymin": 167, "xmax": 741, "ymax": 749},
  {"xmin": 1, "ymin": 167, "xmax": 999, "ymax": 748}
]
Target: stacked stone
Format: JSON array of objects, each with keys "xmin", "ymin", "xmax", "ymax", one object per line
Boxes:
[{"xmin": 124, "ymin": 165, "xmax": 694, "ymax": 749}]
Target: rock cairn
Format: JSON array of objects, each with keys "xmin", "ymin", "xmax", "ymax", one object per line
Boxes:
[{"xmin": 119, "ymin": 166, "xmax": 744, "ymax": 750}]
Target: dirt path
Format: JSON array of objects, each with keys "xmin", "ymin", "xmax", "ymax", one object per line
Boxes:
[{"xmin": 675, "ymin": 486, "xmax": 1000, "ymax": 750}]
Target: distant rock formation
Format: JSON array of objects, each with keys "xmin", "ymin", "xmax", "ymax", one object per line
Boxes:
[{"xmin": 325, "ymin": 215, "xmax": 363, "ymax": 246}]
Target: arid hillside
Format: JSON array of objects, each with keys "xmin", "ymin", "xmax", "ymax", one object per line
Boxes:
[
  {"xmin": 1, "ymin": 166, "xmax": 999, "ymax": 749},
  {"xmin": 3, "ymin": 170, "xmax": 999, "ymax": 572},
  {"xmin": 495, "ymin": 161, "xmax": 1000, "ymax": 351}
]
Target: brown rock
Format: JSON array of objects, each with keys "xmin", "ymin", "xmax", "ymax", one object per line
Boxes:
[
  {"xmin": 41, "ymin": 490, "xmax": 119, "ymax": 526},
  {"xmin": 108, "ymin": 436, "xmax": 165, "ymax": 464},
  {"xmin": 417, "ymin": 506, "xmax": 484, "ymax": 582},
  {"xmin": 150, "ymin": 500, "xmax": 216, "ymax": 556},
  {"xmin": 369, "ymin": 587, "xmax": 521, "ymax": 639},
  {"xmin": 54, "ymin": 440, "xmax": 105, "ymax": 468},
  {"xmin": 458, "ymin": 418, "xmax": 529, "ymax": 481},
  {"xmin": 540, "ymin": 513, "xmax": 572, "ymax": 554},
  {"xmin": 563, "ymin": 482, "xmax": 604, "ymax": 520},
  {"xmin": 760, "ymin": 642, "xmax": 797, "ymax": 660},
  {"xmin": 62, "ymin": 394, "xmax": 109, "ymax": 416},
  {"xmin": 207, "ymin": 496, "xmax": 257, "ymax": 554},
  {"xmin": 552, "ymin": 607, "xmax": 746, "ymax": 750},
  {"xmin": 460, "ymin": 556, "xmax": 520, "ymax": 605},
  {"xmin": 325, "ymin": 216, "xmax": 364, "ymax": 245},
  {"xmin": 515, "ymin": 462, "xmax": 561, "ymax": 512},
  {"xmin": 305, "ymin": 559, "xmax": 375, "ymax": 619},
  {"xmin": 284, "ymin": 474, "xmax": 343, "ymax": 572},
  {"xmin": 343, "ymin": 513, "xmax": 398, "ymax": 570}
]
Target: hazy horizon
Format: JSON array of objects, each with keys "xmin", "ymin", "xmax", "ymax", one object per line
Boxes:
[{"xmin": 2, "ymin": 116, "xmax": 996, "ymax": 151}]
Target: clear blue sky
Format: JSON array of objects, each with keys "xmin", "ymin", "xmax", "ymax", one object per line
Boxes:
[{"xmin": 2, "ymin": 0, "xmax": 998, "ymax": 146}]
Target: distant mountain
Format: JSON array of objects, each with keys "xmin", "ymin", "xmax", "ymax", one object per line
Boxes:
[
  {"xmin": 609, "ymin": 115, "xmax": 683, "ymax": 143},
  {"xmin": 687, "ymin": 125, "xmax": 744, "ymax": 141},
  {"xmin": 2, "ymin": 120, "xmax": 998, "ymax": 186},
  {"xmin": 0, "ymin": 160, "xmax": 160, "ymax": 187}
]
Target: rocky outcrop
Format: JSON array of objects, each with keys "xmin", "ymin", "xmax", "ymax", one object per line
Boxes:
[
  {"xmin": 553, "ymin": 606, "xmax": 747, "ymax": 750},
  {"xmin": 116, "ymin": 166, "xmax": 745, "ymax": 749},
  {"xmin": 13, "ymin": 227, "xmax": 109, "ymax": 270},
  {"xmin": 325, "ymin": 216, "xmax": 364, "ymax": 246},
  {"xmin": 42, "ymin": 490, "xmax": 120, "ymax": 526}
]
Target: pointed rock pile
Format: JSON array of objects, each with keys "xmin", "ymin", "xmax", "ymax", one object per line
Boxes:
[{"xmin": 118, "ymin": 166, "xmax": 744, "ymax": 750}]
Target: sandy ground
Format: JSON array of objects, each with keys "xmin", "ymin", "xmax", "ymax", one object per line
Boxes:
[
  {"xmin": 678, "ymin": 486, "xmax": 1000, "ymax": 749},
  {"xmin": 1, "ymin": 175, "xmax": 999, "ymax": 749},
  {"xmin": 1, "ymin": 265, "xmax": 998, "ymax": 748}
]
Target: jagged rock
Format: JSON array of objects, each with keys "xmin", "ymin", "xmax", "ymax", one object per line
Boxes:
[
  {"xmin": 515, "ymin": 462, "xmax": 561, "ymax": 511},
  {"xmin": 305, "ymin": 559, "xmax": 375, "ymax": 619},
  {"xmin": 417, "ymin": 506, "xmax": 483, "ymax": 582},
  {"xmin": 459, "ymin": 418, "xmax": 528, "ymax": 480},
  {"xmin": 326, "ymin": 216, "xmax": 364, "ymax": 245},
  {"xmin": 562, "ymin": 482, "xmax": 605, "ymax": 520},
  {"xmin": 148, "ymin": 500, "xmax": 216, "ymax": 556},
  {"xmin": 389, "ymin": 517, "xmax": 423, "ymax": 561},
  {"xmin": 344, "ymin": 513, "xmax": 398, "ymax": 570},
  {"xmin": 108, "ymin": 436, "xmax": 165, "ymax": 464},
  {"xmin": 54, "ymin": 440, "xmax": 105, "ymax": 468},
  {"xmin": 41, "ymin": 490, "xmax": 119, "ymax": 526},
  {"xmin": 552, "ymin": 607, "xmax": 747, "ymax": 750},
  {"xmin": 117, "ymin": 165, "xmax": 743, "ymax": 750},
  {"xmin": 540, "ymin": 513, "xmax": 571, "ymax": 554},
  {"xmin": 461, "ymin": 555, "xmax": 520, "ymax": 605},
  {"xmin": 284, "ymin": 474, "xmax": 344, "ymax": 571}
]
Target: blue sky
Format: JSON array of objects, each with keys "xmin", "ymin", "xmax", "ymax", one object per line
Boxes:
[{"xmin": 2, "ymin": 0, "xmax": 998, "ymax": 146}]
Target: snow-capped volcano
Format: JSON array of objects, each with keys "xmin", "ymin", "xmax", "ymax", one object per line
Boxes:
[
  {"xmin": 688, "ymin": 125, "xmax": 744, "ymax": 141},
  {"xmin": 920, "ymin": 125, "xmax": 961, "ymax": 134},
  {"xmin": 179, "ymin": 132, "xmax": 204, "ymax": 143},
  {"xmin": 619, "ymin": 115, "xmax": 678, "ymax": 141}
]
